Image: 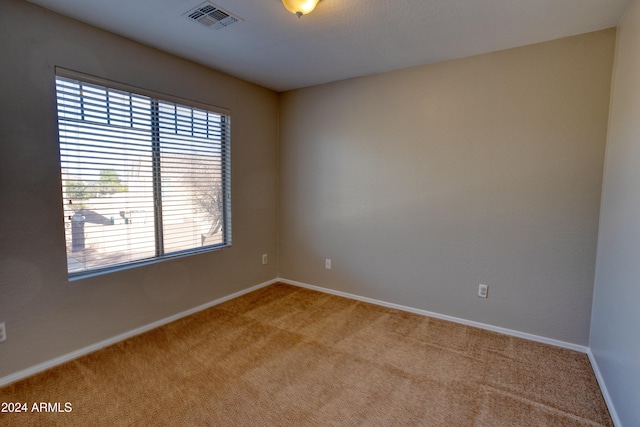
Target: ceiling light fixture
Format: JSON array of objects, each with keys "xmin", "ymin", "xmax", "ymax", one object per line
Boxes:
[{"xmin": 281, "ymin": 0, "xmax": 320, "ymax": 17}]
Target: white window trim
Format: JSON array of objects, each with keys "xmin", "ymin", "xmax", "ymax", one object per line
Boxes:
[{"xmin": 55, "ymin": 67, "xmax": 232, "ymax": 280}]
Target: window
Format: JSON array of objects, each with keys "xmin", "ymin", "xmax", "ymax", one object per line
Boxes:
[{"xmin": 55, "ymin": 69, "xmax": 231, "ymax": 278}]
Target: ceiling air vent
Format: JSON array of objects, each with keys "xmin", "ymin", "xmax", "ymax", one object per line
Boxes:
[{"xmin": 184, "ymin": 2, "xmax": 242, "ymax": 30}]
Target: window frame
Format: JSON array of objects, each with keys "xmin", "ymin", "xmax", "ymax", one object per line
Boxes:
[{"xmin": 55, "ymin": 67, "xmax": 232, "ymax": 280}]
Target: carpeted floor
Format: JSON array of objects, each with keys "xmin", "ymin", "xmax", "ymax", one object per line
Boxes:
[{"xmin": 0, "ymin": 282, "xmax": 612, "ymax": 426}]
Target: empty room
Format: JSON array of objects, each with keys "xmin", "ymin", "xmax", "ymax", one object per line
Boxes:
[{"xmin": 1, "ymin": 0, "xmax": 639, "ymax": 425}]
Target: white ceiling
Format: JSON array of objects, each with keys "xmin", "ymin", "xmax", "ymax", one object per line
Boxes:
[{"xmin": 26, "ymin": 0, "xmax": 630, "ymax": 92}]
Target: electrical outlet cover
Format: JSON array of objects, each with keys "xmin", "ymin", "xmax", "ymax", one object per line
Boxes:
[{"xmin": 478, "ymin": 284, "xmax": 488, "ymax": 298}]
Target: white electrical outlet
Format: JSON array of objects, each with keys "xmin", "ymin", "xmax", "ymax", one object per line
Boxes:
[
  {"xmin": 478, "ymin": 284, "xmax": 488, "ymax": 298},
  {"xmin": 0, "ymin": 322, "xmax": 6, "ymax": 343},
  {"xmin": 262, "ymin": 254, "xmax": 268, "ymax": 265},
  {"xmin": 325, "ymin": 259, "xmax": 332, "ymax": 269}
]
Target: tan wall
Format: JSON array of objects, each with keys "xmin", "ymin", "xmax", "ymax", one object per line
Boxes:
[
  {"xmin": 0, "ymin": 0, "xmax": 279, "ymax": 377},
  {"xmin": 591, "ymin": 0, "xmax": 640, "ymax": 423},
  {"xmin": 279, "ymin": 29, "xmax": 616, "ymax": 345}
]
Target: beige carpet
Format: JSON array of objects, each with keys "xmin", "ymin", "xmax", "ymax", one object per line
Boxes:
[{"xmin": 0, "ymin": 283, "xmax": 612, "ymax": 426}]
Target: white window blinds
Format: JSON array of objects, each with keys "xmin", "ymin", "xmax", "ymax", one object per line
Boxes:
[{"xmin": 55, "ymin": 71, "xmax": 231, "ymax": 278}]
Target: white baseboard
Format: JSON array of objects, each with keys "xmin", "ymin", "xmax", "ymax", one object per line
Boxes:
[
  {"xmin": 278, "ymin": 278, "xmax": 589, "ymax": 354},
  {"xmin": 587, "ymin": 349, "xmax": 622, "ymax": 427},
  {"xmin": 0, "ymin": 278, "xmax": 278, "ymax": 388}
]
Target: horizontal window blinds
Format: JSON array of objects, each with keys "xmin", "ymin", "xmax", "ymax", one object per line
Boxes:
[{"xmin": 55, "ymin": 74, "xmax": 231, "ymax": 277}]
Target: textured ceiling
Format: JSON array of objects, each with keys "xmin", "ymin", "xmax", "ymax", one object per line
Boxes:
[{"xmin": 26, "ymin": 0, "xmax": 630, "ymax": 92}]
